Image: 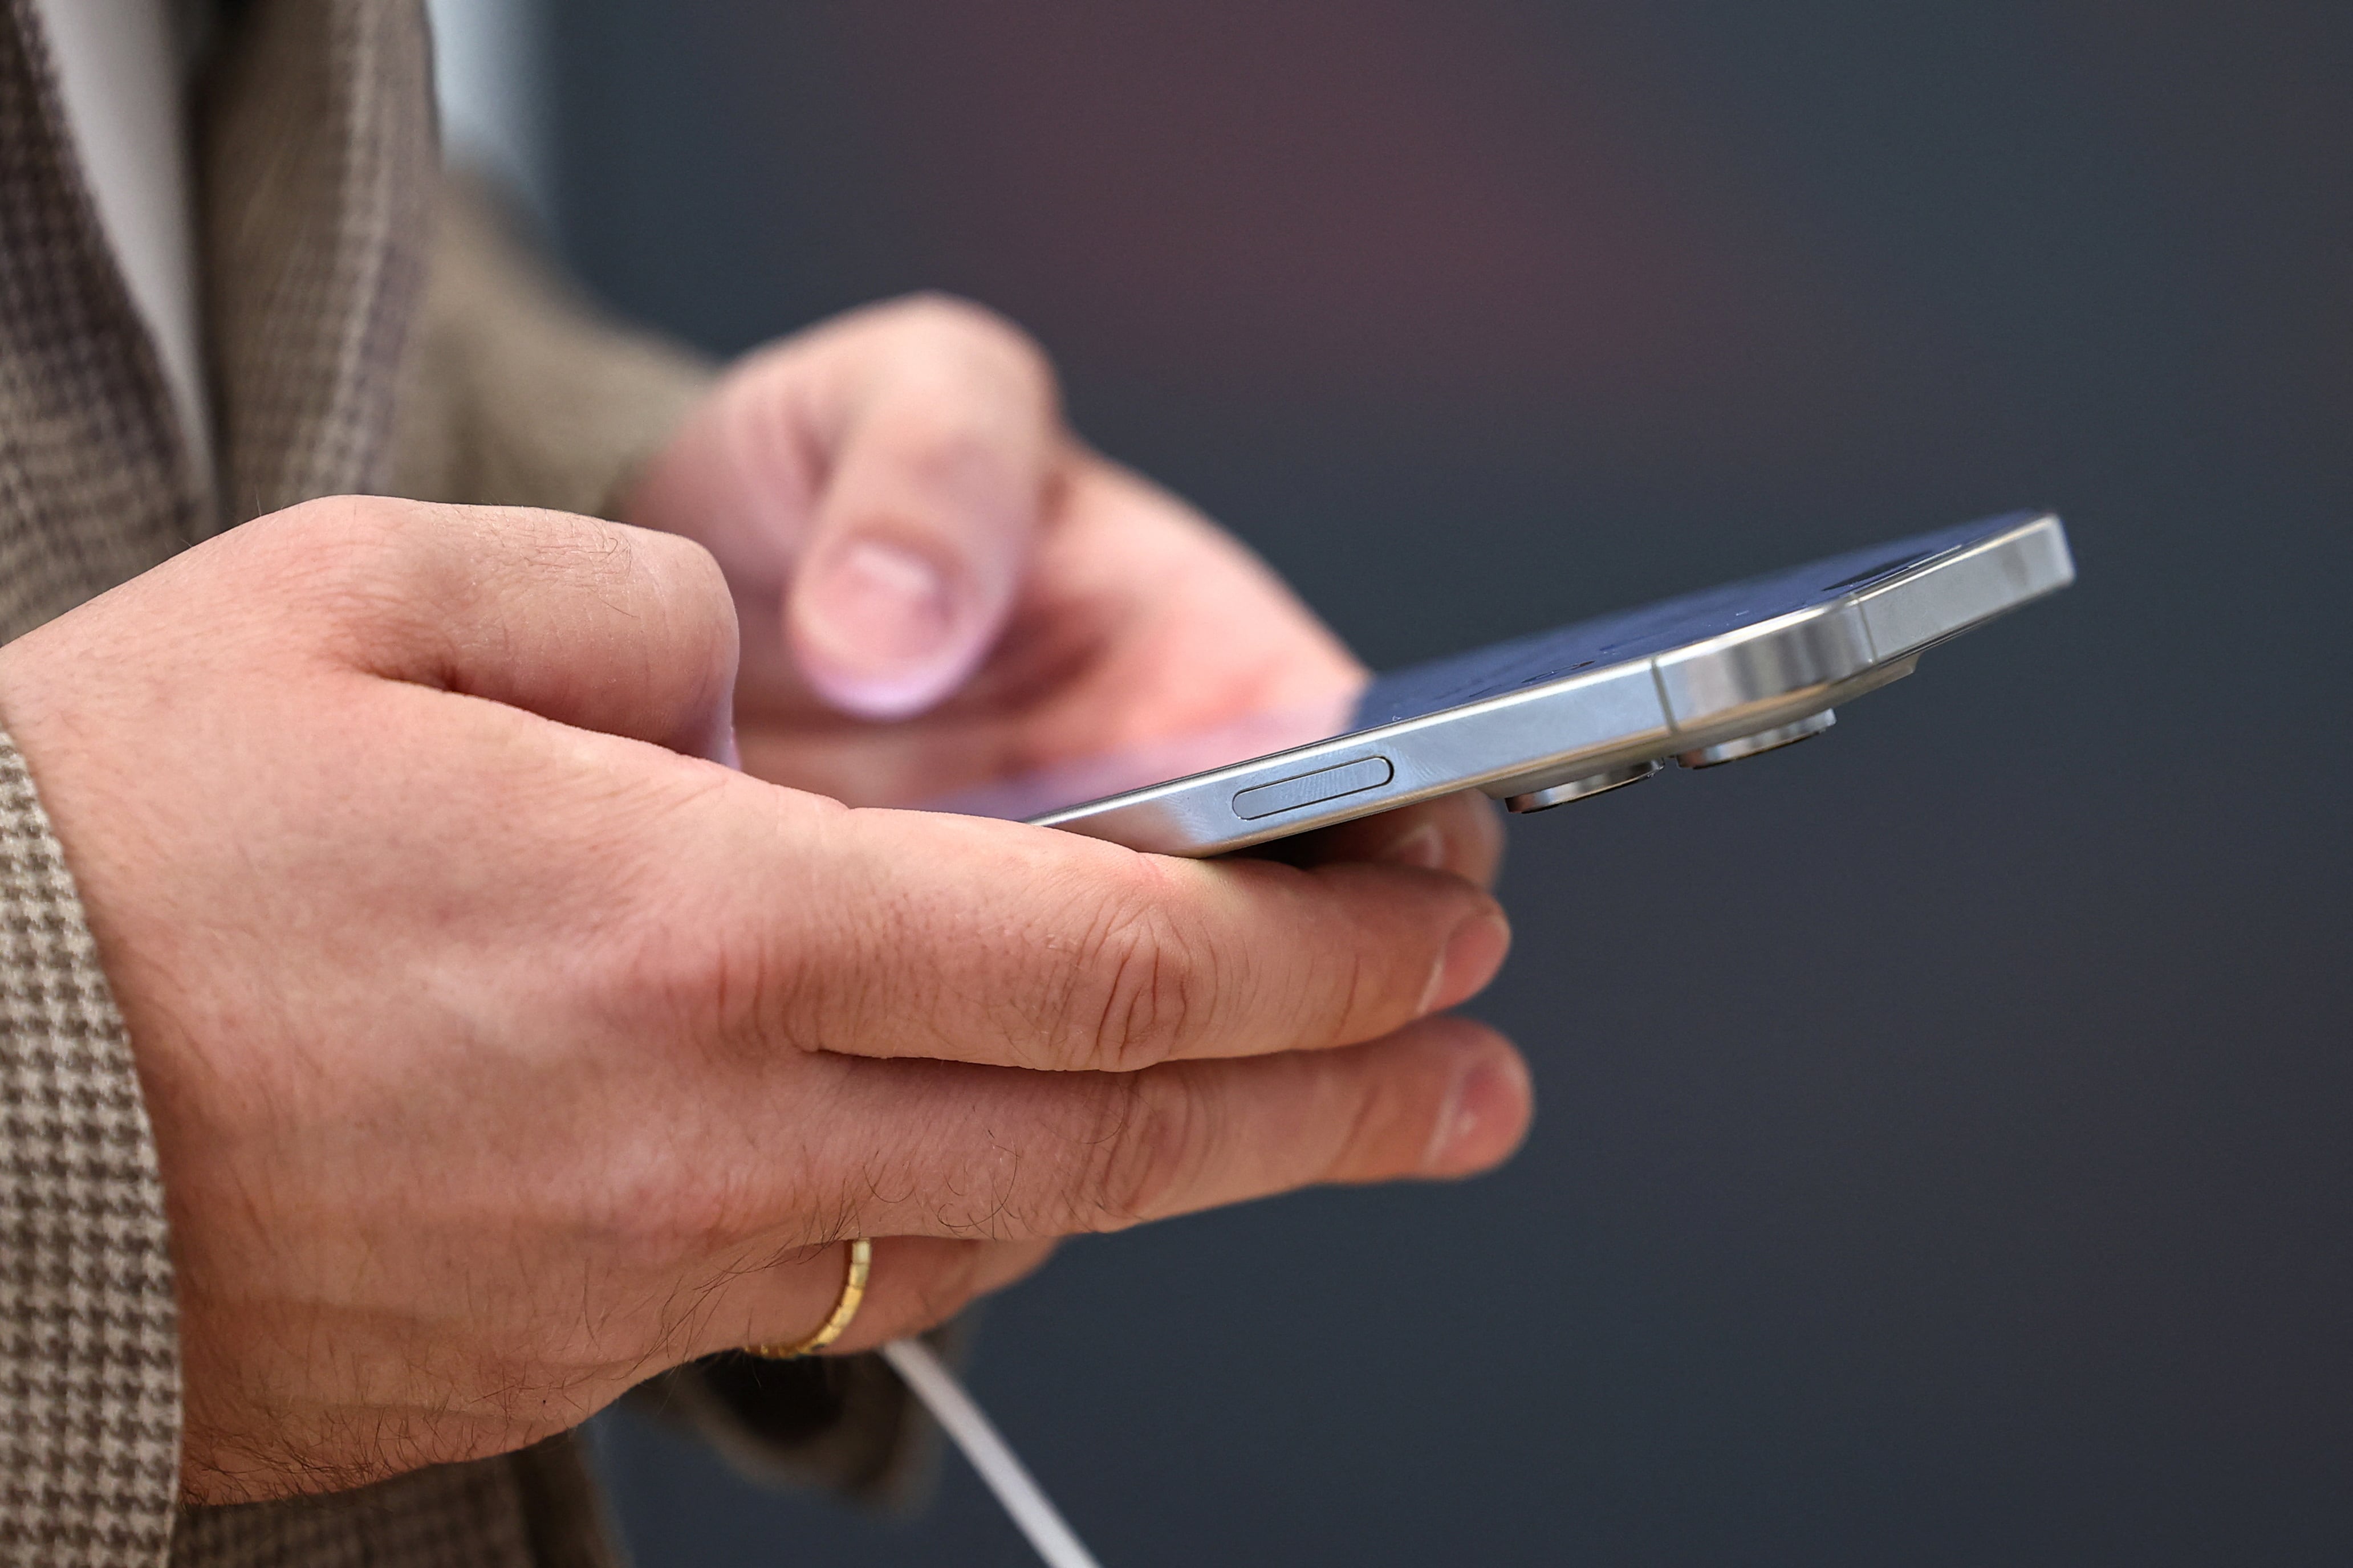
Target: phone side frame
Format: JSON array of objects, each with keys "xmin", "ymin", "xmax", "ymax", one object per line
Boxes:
[{"xmin": 1030, "ymin": 513, "xmax": 2074, "ymax": 857}]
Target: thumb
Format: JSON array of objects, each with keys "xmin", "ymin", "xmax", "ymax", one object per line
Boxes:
[{"xmin": 786, "ymin": 299, "xmax": 1061, "ymax": 719}]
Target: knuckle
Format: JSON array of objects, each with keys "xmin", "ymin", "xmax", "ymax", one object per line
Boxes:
[
  {"xmin": 1058, "ymin": 878, "xmax": 1213, "ymax": 1071},
  {"xmin": 278, "ymin": 490, "xmax": 425, "ymax": 543},
  {"xmin": 251, "ymin": 495, "xmax": 465, "ymax": 644},
  {"xmin": 609, "ymin": 909, "xmax": 813, "ymax": 1065},
  {"xmin": 1068, "ymin": 1074, "xmax": 1206, "ymax": 1231},
  {"xmin": 265, "ymin": 493, "xmax": 422, "ymax": 578}
]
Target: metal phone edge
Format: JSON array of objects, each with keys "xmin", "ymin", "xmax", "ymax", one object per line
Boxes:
[{"xmin": 1033, "ymin": 513, "xmax": 2073, "ymax": 856}]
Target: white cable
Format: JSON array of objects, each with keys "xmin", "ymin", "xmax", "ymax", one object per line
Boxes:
[{"xmin": 879, "ymin": 1337, "xmax": 1105, "ymax": 1568}]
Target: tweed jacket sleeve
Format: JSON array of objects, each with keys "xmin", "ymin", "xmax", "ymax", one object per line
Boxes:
[{"xmin": 0, "ymin": 738, "xmax": 180, "ymax": 1567}]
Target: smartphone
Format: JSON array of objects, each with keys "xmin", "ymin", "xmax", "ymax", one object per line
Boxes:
[{"xmin": 939, "ymin": 510, "xmax": 2074, "ymax": 857}]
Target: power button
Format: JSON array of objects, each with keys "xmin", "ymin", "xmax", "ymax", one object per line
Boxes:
[{"xmin": 1232, "ymin": 756, "xmax": 1394, "ymax": 820}]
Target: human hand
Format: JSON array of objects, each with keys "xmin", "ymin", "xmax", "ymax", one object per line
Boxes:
[
  {"xmin": 624, "ymin": 294, "xmax": 1503, "ymax": 882},
  {"xmin": 0, "ymin": 497, "xmax": 1525, "ymax": 1504}
]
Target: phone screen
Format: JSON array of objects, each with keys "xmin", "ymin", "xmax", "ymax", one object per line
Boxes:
[{"xmin": 936, "ymin": 516, "xmax": 2003, "ymax": 824}]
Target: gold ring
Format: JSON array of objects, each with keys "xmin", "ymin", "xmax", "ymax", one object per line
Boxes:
[{"xmin": 748, "ymin": 1237, "xmax": 872, "ymax": 1359}]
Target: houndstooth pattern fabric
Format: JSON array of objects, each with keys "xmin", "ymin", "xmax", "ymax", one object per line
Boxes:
[{"xmin": 0, "ymin": 737, "xmax": 180, "ymax": 1567}]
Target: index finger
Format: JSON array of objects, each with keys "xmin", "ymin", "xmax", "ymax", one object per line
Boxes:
[{"xmin": 699, "ymin": 799, "xmax": 1511, "ymax": 1073}]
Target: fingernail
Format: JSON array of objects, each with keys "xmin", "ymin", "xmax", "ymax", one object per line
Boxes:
[
  {"xmin": 804, "ymin": 539, "xmax": 962, "ymax": 714},
  {"xmin": 1424, "ymin": 1047, "xmax": 1532, "ymax": 1174},
  {"xmin": 1420, "ymin": 913, "xmax": 1510, "ymax": 1014},
  {"xmin": 1380, "ymin": 822, "xmax": 1446, "ymax": 870}
]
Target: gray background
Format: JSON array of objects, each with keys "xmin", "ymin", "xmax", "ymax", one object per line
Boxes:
[{"xmin": 526, "ymin": 4, "xmax": 2348, "ymax": 1563}]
